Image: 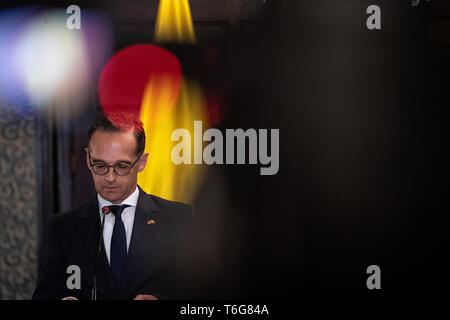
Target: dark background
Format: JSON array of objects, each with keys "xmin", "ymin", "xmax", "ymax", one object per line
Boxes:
[{"xmin": 1, "ymin": 0, "xmax": 449, "ymax": 298}]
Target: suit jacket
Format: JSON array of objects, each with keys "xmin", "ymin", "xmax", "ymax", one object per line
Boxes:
[{"xmin": 33, "ymin": 187, "xmax": 192, "ymax": 300}]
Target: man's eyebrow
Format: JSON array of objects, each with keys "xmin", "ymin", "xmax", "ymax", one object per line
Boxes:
[
  {"xmin": 91, "ymin": 157, "xmax": 132, "ymax": 165},
  {"xmin": 90, "ymin": 157, "xmax": 106, "ymax": 163},
  {"xmin": 116, "ymin": 160, "xmax": 132, "ymax": 165}
]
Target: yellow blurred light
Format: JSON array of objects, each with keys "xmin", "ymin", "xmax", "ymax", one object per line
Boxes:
[
  {"xmin": 138, "ymin": 78, "xmax": 209, "ymax": 203},
  {"xmin": 154, "ymin": 0, "xmax": 196, "ymax": 44},
  {"xmin": 137, "ymin": 73, "xmax": 181, "ymax": 127}
]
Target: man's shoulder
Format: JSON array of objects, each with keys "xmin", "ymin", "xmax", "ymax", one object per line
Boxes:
[
  {"xmin": 139, "ymin": 190, "xmax": 192, "ymax": 219},
  {"xmin": 149, "ymin": 194, "xmax": 191, "ymax": 211},
  {"xmin": 51, "ymin": 199, "xmax": 95, "ymax": 224}
]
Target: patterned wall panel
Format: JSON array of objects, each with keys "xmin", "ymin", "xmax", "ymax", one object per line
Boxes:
[{"xmin": 0, "ymin": 99, "xmax": 38, "ymax": 299}]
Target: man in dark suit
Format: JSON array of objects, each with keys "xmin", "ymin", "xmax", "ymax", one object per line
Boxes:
[{"xmin": 33, "ymin": 112, "xmax": 192, "ymax": 300}]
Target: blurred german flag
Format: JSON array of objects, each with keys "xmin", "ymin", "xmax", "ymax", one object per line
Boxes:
[{"xmin": 137, "ymin": 0, "xmax": 211, "ymax": 204}]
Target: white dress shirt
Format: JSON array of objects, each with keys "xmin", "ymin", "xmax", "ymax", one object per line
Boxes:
[{"xmin": 97, "ymin": 186, "xmax": 139, "ymax": 265}]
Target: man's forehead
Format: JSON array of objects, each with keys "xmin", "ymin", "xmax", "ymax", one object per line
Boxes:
[{"xmin": 89, "ymin": 130, "xmax": 137, "ymax": 157}]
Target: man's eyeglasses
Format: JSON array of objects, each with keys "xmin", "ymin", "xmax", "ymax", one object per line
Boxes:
[{"xmin": 88, "ymin": 153, "xmax": 140, "ymax": 176}]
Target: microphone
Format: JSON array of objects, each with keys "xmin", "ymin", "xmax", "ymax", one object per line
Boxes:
[{"xmin": 91, "ymin": 206, "xmax": 110, "ymax": 300}]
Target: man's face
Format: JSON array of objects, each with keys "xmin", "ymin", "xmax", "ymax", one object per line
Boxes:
[{"xmin": 86, "ymin": 130, "xmax": 148, "ymax": 204}]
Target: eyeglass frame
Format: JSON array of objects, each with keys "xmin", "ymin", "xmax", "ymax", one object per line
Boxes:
[{"xmin": 88, "ymin": 152, "xmax": 142, "ymax": 176}]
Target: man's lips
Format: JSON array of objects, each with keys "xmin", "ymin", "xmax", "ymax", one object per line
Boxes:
[{"xmin": 104, "ymin": 186, "xmax": 119, "ymax": 190}]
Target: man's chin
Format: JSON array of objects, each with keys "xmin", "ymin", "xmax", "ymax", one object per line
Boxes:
[{"xmin": 100, "ymin": 187, "xmax": 123, "ymax": 203}]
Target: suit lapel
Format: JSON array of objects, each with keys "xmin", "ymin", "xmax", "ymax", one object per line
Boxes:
[
  {"xmin": 75, "ymin": 198, "xmax": 118, "ymax": 298},
  {"xmin": 120, "ymin": 189, "xmax": 160, "ymax": 294},
  {"xmin": 75, "ymin": 198, "xmax": 100, "ymax": 261}
]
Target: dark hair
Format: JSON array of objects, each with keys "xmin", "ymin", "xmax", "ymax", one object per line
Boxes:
[{"xmin": 88, "ymin": 112, "xmax": 146, "ymax": 157}]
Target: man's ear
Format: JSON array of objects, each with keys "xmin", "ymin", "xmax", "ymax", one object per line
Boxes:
[{"xmin": 137, "ymin": 152, "xmax": 149, "ymax": 172}]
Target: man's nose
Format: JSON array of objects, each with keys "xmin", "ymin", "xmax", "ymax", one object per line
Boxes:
[{"xmin": 104, "ymin": 167, "xmax": 116, "ymax": 182}]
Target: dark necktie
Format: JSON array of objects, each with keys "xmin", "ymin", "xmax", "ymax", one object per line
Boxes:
[{"xmin": 109, "ymin": 204, "xmax": 130, "ymax": 288}]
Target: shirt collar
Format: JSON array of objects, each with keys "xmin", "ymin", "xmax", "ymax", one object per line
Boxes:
[{"xmin": 97, "ymin": 186, "xmax": 139, "ymax": 210}]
